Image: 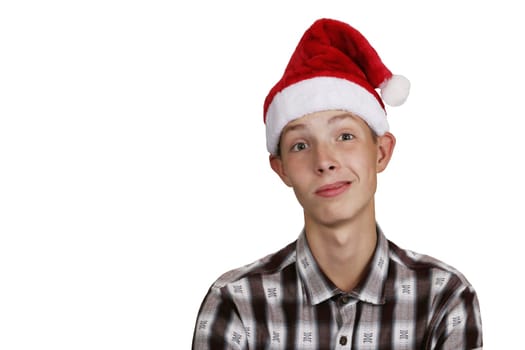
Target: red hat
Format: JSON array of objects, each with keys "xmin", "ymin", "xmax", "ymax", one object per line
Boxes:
[{"xmin": 263, "ymin": 18, "xmax": 410, "ymax": 154}]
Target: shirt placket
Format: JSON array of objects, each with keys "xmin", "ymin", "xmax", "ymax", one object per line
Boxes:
[{"xmin": 335, "ymin": 294, "xmax": 357, "ymax": 349}]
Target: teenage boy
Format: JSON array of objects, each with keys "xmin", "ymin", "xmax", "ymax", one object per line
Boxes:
[{"xmin": 192, "ymin": 18, "xmax": 482, "ymax": 349}]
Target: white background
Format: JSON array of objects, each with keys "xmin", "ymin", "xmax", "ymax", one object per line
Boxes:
[{"xmin": 1, "ymin": 0, "xmax": 523, "ymax": 348}]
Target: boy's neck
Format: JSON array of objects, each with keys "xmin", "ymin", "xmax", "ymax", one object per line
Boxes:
[{"xmin": 304, "ymin": 211, "xmax": 378, "ymax": 293}]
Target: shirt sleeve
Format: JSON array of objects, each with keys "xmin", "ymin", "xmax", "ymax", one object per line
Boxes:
[
  {"xmin": 430, "ymin": 284, "xmax": 483, "ymax": 350},
  {"xmin": 192, "ymin": 285, "xmax": 248, "ymax": 350}
]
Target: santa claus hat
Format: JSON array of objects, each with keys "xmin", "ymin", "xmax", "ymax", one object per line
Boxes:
[{"xmin": 263, "ymin": 18, "xmax": 410, "ymax": 154}]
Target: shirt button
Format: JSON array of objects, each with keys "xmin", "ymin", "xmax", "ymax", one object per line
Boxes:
[
  {"xmin": 339, "ymin": 336, "xmax": 348, "ymax": 346},
  {"xmin": 340, "ymin": 295, "xmax": 350, "ymax": 304}
]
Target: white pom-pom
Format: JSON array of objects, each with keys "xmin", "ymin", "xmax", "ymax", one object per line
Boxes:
[{"xmin": 380, "ymin": 74, "xmax": 410, "ymax": 107}]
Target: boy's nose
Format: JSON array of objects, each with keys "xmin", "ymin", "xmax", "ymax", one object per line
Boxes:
[
  {"xmin": 317, "ymin": 164, "xmax": 336, "ymax": 174},
  {"xmin": 315, "ymin": 144, "xmax": 339, "ymax": 174}
]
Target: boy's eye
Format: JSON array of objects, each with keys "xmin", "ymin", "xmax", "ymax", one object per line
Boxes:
[
  {"xmin": 338, "ymin": 133, "xmax": 355, "ymax": 141},
  {"xmin": 291, "ymin": 142, "xmax": 308, "ymax": 152}
]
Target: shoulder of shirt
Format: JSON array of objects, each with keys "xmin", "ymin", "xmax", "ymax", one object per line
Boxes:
[
  {"xmin": 387, "ymin": 239, "xmax": 474, "ymax": 289},
  {"xmin": 209, "ymin": 240, "xmax": 297, "ymax": 290}
]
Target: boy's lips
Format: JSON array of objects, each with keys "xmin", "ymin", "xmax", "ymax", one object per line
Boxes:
[{"xmin": 315, "ymin": 181, "xmax": 352, "ymax": 198}]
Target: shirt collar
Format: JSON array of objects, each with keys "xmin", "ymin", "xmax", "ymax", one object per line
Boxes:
[{"xmin": 296, "ymin": 225, "xmax": 390, "ymax": 306}]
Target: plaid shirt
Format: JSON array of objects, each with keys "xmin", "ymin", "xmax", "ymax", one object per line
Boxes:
[{"xmin": 192, "ymin": 227, "xmax": 482, "ymax": 349}]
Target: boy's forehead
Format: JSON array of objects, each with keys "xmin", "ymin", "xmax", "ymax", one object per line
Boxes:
[{"xmin": 283, "ymin": 110, "xmax": 366, "ymax": 132}]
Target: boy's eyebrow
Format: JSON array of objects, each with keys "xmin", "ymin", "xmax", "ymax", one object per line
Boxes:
[
  {"xmin": 281, "ymin": 112, "xmax": 360, "ymax": 137},
  {"xmin": 281, "ymin": 122, "xmax": 306, "ymax": 137},
  {"xmin": 328, "ymin": 112, "xmax": 359, "ymax": 124}
]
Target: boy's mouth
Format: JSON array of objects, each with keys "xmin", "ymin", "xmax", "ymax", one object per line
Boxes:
[{"xmin": 315, "ymin": 181, "xmax": 352, "ymax": 197}]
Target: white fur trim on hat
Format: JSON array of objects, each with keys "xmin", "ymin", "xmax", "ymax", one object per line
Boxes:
[{"xmin": 265, "ymin": 76, "xmax": 389, "ymax": 154}]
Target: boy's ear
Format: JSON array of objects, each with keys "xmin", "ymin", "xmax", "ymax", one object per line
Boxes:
[
  {"xmin": 376, "ymin": 132, "xmax": 396, "ymax": 173},
  {"xmin": 269, "ymin": 155, "xmax": 293, "ymax": 187}
]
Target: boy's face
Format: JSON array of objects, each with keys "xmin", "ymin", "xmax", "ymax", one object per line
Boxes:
[{"xmin": 270, "ymin": 110, "xmax": 395, "ymax": 228}]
